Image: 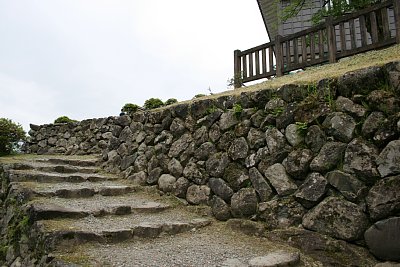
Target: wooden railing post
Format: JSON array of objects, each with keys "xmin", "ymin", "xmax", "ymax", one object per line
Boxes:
[
  {"xmin": 326, "ymin": 16, "xmax": 337, "ymax": 63},
  {"xmin": 234, "ymin": 49, "xmax": 242, "ymax": 89},
  {"xmin": 394, "ymin": 0, "xmax": 400, "ymax": 44},
  {"xmin": 275, "ymin": 35, "xmax": 284, "ymax": 77}
]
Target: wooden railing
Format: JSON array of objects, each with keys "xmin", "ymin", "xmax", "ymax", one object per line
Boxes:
[{"xmin": 234, "ymin": 0, "xmax": 400, "ymax": 88}]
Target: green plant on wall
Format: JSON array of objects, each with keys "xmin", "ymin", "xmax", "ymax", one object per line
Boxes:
[
  {"xmin": 233, "ymin": 103, "xmax": 243, "ymax": 119},
  {"xmin": 295, "ymin": 121, "xmax": 308, "ymax": 136}
]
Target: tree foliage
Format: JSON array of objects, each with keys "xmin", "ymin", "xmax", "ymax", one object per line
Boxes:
[
  {"xmin": 165, "ymin": 98, "xmax": 178, "ymax": 106},
  {"xmin": 282, "ymin": 0, "xmax": 382, "ymax": 25},
  {"xmin": 122, "ymin": 103, "xmax": 140, "ymax": 115},
  {"xmin": 0, "ymin": 118, "xmax": 26, "ymax": 156},
  {"xmin": 144, "ymin": 98, "xmax": 164, "ymax": 110}
]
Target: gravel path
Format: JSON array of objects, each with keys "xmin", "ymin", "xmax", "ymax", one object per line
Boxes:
[{"xmin": 61, "ymin": 223, "xmax": 318, "ymax": 267}]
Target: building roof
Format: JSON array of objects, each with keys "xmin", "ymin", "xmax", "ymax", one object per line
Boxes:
[{"xmin": 257, "ymin": 0, "xmax": 280, "ymax": 41}]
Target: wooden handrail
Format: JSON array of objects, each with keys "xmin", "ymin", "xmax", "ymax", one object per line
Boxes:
[{"xmin": 234, "ymin": 0, "xmax": 399, "ymax": 88}]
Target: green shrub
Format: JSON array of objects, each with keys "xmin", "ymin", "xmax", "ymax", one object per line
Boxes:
[
  {"xmin": 165, "ymin": 98, "xmax": 178, "ymax": 106},
  {"xmin": 144, "ymin": 98, "xmax": 164, "ymax": 110},
  {"xmin": 54, "ymin": 116, "xmax": 76, "ymax": 124},
  {"xmin": 233, "ymin": 103, "xmax": 243, "ymax": 119},
  {"xmin": 122, "ymin": 103, "xmax": 140, "ymax": 115},
  {"xmin": 193, "ymin": 94, "xmax": 206, "ymax": 99},
  {"xmin": 0, "ymin": 118, "xmax": 26, "ymax": 156}
]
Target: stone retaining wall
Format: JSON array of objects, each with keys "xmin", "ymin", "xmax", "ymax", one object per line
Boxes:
[{"xmin": 27, "ymin": 61, "xmax": 400, "ymax": 261}]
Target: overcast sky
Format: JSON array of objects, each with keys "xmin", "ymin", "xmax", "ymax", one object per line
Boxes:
[{"xmin": 0, "ymin": 0, "xmax": 268, "ymax": 132}]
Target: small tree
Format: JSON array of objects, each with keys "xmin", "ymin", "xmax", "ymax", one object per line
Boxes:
[
  {"xmin": 0, "ymin": 118, "xmax": 26, "ymax": 156},
  {"xmin": 121, "ymin": 103, "xmax": 140, "ymax": 115},
  {"xmin": 164, "ymin": 98, "xmax": 178, "ymax": 106},
  {"xmin": 143, "ymin": 98, "xmax": 164, "ymax": 110}
]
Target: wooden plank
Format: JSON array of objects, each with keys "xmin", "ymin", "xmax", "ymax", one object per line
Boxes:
[
  {"xmin": 326, "ymin": 16, "xmax": 337, "ymax": 63},
  {"xmin": 381, "ymin": 6, "xmax": 390, "ymax": 40},
  {"xmin": 337, "ymin": 37, "xmax": 395, "ymax": 59},
  {"xmin": 275, "ymin": 35, "xmax": 284, "ymax": 77},
  {"xmin": 301, "ymin": 35, "xmax": 307, "ymax": 63},
  {"xmin": 370, "ymin": 11, "xmax": 379, "ymax": 43},
  {"xmin": 249, "ymin": 52, "xmax": 254, "ymax": 77},
  {"xmin": 286, "ymin": 40, "xmax": 291, "ymax": 70},
  {"xmin": 234, "ymin": 50, "xmax": 241, "ymax": 89},
  {"xmin": 310, "ymin": 32, "xmax": 316, "ymax": 60},
  {"xmin": 359, "ymin": 15, "xmax": 368, "ymax": 46},
  {"xmin": 340, "ymin": 22, "xmax": 346, "ymax": 51},
  {"xmin": 394, "ymin": 0, "xmax": 400, "ymax": 44},
  {"xmin": 269, "ymin": 46, "xmax": 274, "ymax": 72},
  {"xmin": 262, "ymin": 48, "xmax": 267, "ymax": 74},
  {"xmin": 349, "ymin": 19, "xmax": 357, "ymax": 49},
  {"xmin": 242, "ymin": 54, "xmax": 248, "ymax": 79},
  {"xmin": 319, "ymin": 30, "xmax": 324, "ymax": 59},
  {"xmin": 255, "ymin": 50, "xmax": 260, "ymax": 75},
  {"xmin": 293, "ymin": 38, "xmax": 299, "ymax": 64}
]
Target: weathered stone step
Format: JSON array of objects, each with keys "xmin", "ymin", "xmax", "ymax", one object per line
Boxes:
[
  {"xmin": 10, "ymin": 162, "xmax": 100, "ymax": 174},
  {"xmin": 36, "ymin": 157, "xmax": 99, "ymax": 167},
  {"xmin": 40, "ymin": 217, "xmax": 212, "ymax": 248},
  {"xmin": 48, "ymin": 223, "xmax": 312, "ymax": 267},
  {"xmin": 7, "ymin": 169, "xmax": 116, "ymax": 183},
  {"xmin": 15, "ymin": 181, "xmax": 135, "ymax": 198},
  {"xmin": 28, "ymin": 194, "xmax": 170, "ymax": 220}
]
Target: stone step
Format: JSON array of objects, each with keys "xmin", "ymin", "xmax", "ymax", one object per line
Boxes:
[
  {"xmin": 36, "ymin": 157, "xmax": 99, "ymax": 167},
  {"xmin": 10, "ymin": 162, "xmax": 99, "ymax": 174},
  {"xmin": 37, "ymin": 207, "xmax": 212, "ymax": 249},
  {"xmin": 27, "ymin": 193, "xmax": 171, "ymax": 220},
  {"xmin": 14, "ymin": 181, "xmax": 135, "ymax": 198},
  {"xmin": 47, "ymin": 223, "xmax": 311, "ymax": 267},
  {"xmin": 7, "ymin": 169, "xmax": 117, "ymax": 183}
]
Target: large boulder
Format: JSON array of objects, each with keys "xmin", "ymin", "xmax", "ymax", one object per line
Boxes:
[
  {"xmin": 366, "ymin": 175, "xmax": 400, "ymax": 221},
  {"xmin": 208, "ymin": 178, "xmax": 234, "ymax": 202},
  {"xmin": 210, "ymin": 196, "xmax": 231, "ymax": 221},
  {"xmin": 228, "ymin": 137, "xmax": 249, "ymax": 160},
  {"xmin": 361, "ymin": 112, "xmax": 386, "ymax": 138},
  {"xmin": 265, "ymin": 128, "xmax": 288, "ymax": 154},
  {"xmin": 219, "ymin": 111, "xmax": 240, "ymax": 131},
  {"xmin": 231, "ymin": 188, "xmax": 258, "ymax": 218},
  {"xmin": 158, "ymin": 174, "xmax": 176, "ymax": 193},
  {"xmin": 302, "ymin": 197, "xmax": 369, "ymax": 241},
  {"xmin": 377, "ymin": 140, "xmax": 400, "ymax": 177},
  {"xmin": 259, "ymin": 197, "xmax": 306, "ymax": 229},
  {"xmin": 343, "ymin": 138, "xmax": 380, "ymax": 185},
  {"xmin": 264, "ymin": 163, "xmax": 297, "ymax": 196},
  {"xmin": 282, "ymin": 149, "xmax": 313, "ymax": 179},
  {"xmin": 173, "ymin": 177, "xmax": 190, "ymax": 198},
  {"xmin": 335, "ymin": 96, "xmax": 366, "ymax": 118},
  {"xmin": 186, "ymin": 185, "xmax": 210, "ymax": 205},
  {"xmin": 194, "ymin": 142, "xmax": 216, "ymax": 161},
  {"xmin": 305, "ymin": 125, "xmax": 326, "ymax": 153},
  {"xmin": 223, "ymin": 163, "xmax": 250, "ymax": 191},
  {"xmin": 310, "ymin": 142, "xmax": 346, "ymax": 173},
  {"xmin": 167, "ymin": 158, "xmax": 183, "ymax": 178},
  {"xmin": 168, "ymin": 133, "xmax": 192, "ymax": 158},
  {"xmin": 248, "ymin": 167, "xmax": 274, "ymax": 202},
  {"xmin": 326, "ymin": 170, "xmax": 367, "ymax": 202},
  {"xmin": 247, "ymin": 128, "xmax": 266, "ymax": 149},
  {"xmin": 183, "ymin": 162, "xmax": 206, "ymax": 185},
  {"xmin": 285, "ymin": 124, "xmax": 304, "ymax": 147},
  {"xmin": 205, "ymin": 152, "xmax": 230, "ymax": 177},
  {"xmin": 294, "ymin": 173, "xmax": 328, "ymax": 209},
  {"xmin": 322, "ymin": 112, "xmax": 356, "ymax": 143},
  {"xmin": 365, "ymin": 217, "xmax": 400, "ymax": 261}
]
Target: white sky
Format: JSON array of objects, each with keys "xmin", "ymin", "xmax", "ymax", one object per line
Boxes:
[{"xmin": 0, "ymin": 0, "xmax": 268, "ymax": 132}]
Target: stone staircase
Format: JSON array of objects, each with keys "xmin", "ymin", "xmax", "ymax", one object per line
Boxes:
[{"xmin": 0, "ymin": 156, "xmax": 379, "ymax": 267}]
